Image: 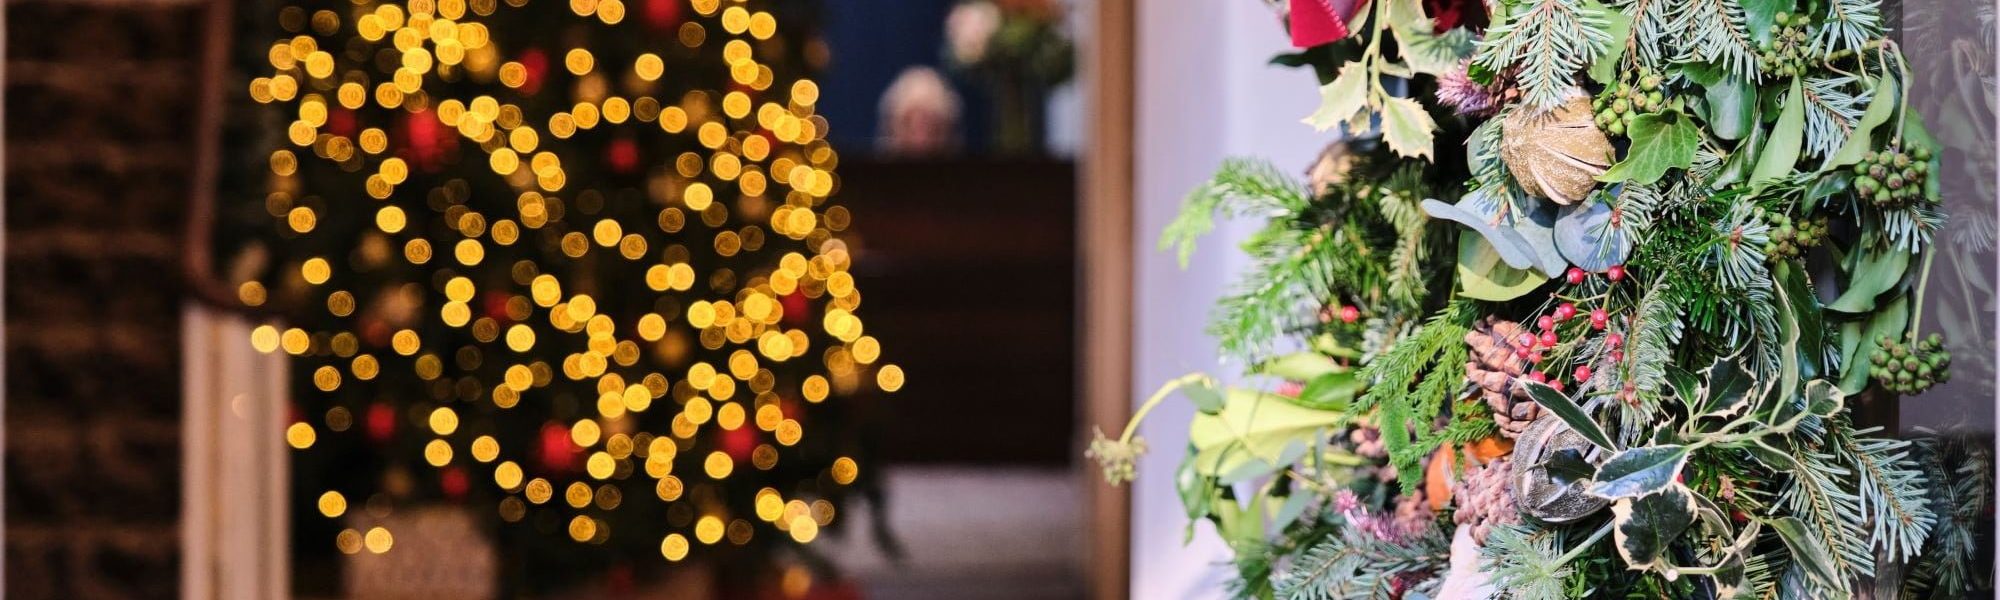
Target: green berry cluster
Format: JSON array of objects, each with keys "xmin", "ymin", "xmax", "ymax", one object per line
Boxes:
[
  {"xmin": 1756, "ymin": 12, "xmax": 1815, "ymax": 78},
  {"xmin": 1593, "ymin": 68, "xmax": 1666, "ymax": 137},
  {"xmin": 1869, "ymin": 333, "xmax": 1953, "ymax": 394},
  {"xmin": 1756, "ymin": 209, "xmax": 1827, "ymax": 263},
  {"xmin": 1851, "ymin": 145, "xmax": 1933, "ymax": 208}
]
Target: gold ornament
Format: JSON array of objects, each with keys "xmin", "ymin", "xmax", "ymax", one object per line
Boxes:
[{"xmin": 1500, "ymin": 95, "xmax": 1612, "ymax": 205}]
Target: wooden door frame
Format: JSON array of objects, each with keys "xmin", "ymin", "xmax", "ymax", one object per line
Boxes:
[{"xmin": 1081, "ymin": 0, "xmax": 1136, "ymax": 598}]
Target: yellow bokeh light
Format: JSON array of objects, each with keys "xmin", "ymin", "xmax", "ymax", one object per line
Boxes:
[{"xmin": 318, "ymin": 491, "xmax": 347, "ymax": 517}]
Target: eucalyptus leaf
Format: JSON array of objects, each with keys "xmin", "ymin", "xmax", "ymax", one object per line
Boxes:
[
  {"xmin": 1456, "ymin": 234, "xmax": 1551, "ymax": 301},
  {"xmin": 1589, "ymin": 445, "xmax": 1690, "ymax": 500},
  {"xmin": 1611, "ymin": 483, "xmax": 1698, "ymax": 571},
  {"xmin": 1751, "ymin": 78, "xmax": 1806, "ymax": 191},
  {"xmin": 1519, "ymin": 380, "xmax": 1616, "ymax": 451},
  {"xmin": 1769, "ymin": 516, "xmax": 1845, "ymax": 590},
  {"xmin": 1598, "ymin": 112, "xmax": 1700, "ymax": 184},
  {"xmin": 1553, "ymin": 198, "xmax": 1634, "ymax": 272}
]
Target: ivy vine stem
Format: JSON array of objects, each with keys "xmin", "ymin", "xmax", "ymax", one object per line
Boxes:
[
  {"xmin": 1556, "ymin": 521, "xmax": 1616, "ymax": 565},
  {"xmin": 1119, "ymin": 373, "xmax": 1210, "ymax": 444},
  {"xmin": 1906, "ymin": 249, "xmax": 1937, "ymax": 344}
]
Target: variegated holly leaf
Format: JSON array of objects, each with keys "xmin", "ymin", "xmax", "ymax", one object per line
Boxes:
[
  {"xmin": 1381, "ymin": 96, "xmax": 1439, "ymax": 160},
  {"xmin": 1589, "ymin": 445, "xmax": 1689, "ymax": 500},
  {"xmin": 1693, "ymin": 357, "xmax": 1759, "ymax": 420},
  {"xmin": 1611, "ymin": 483, "xmax": 1697, "ymax": 571},
  {"xmin": 1304, "ymin": 62, "xmax": 1370, "ymax": 134}
]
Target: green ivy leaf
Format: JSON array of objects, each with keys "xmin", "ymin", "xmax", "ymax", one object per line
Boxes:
[
  {"xmin": 1294, "ymin": 371, "xmax": 1361, "ymax": 411},
  {"xmin": 1254, "ymin": 352, "xmax": 1339, "ymax": 381},
  {"xmin": 1175, "ymin": 448, "xmax": 1213, "ymax": 543},
  {"xmin": 1826, "ymin": 76, "xmax": 1898, "ymax": 170},
  {"xmin": 1456, "ymin": 235, "xmax": 1549, "ymax": 301},
  {"xmin": 1189, "ymin": 389, "xmax": 1348, "ymax": 483},
  {"xmin": 1519, "ymin": 379, "xmax": 1616, "ymax": 451},
  {"xmin": 1826, "ymin": 244, "xmax": 1910, "ymax": 314},
  {"xmin": 1380, "ymin": 96, "xmax": 1439, "ymax": 160},
  {"xmin": 1587, "ymin": 8, "xmax": 1632, "ymax": 85},
  {"xmin": 1303, "ymin": 62, "xmax": 1370, "ymax": 134},
  {"xmin": 1740, "ymin": 0, "xmax": 1788, "ymax": 44},
  {"xmin": 1589, "ymin": 445, "xmax": 1691, "ymax": 499},
  {"xmin": 1184, "ymin": 379, "xmax": 1225, "ymax": 414},
  {"xmin": 1598, "ymin": 112, "xmax": 1699, "ymax": 184},
  {"xmin": 1704, "ymin": 74, "xmax": 1758, "ymax": 141},
  {"xmin": 1750, "ymin": 78, "xmax": 1806, "ymax": 191},
  {"xmin": 1611, "ymin": 483, "xmax": 1698, "ymax": 571},
  {"xmin": 1838, "ymin": 295, "xmax": 1909, "ymax": 394}
]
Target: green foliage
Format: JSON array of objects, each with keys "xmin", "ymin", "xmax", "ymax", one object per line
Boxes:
[
  {"xmin": 1274, "ymin": 515, "xmax": 1449, "ymax": 600},
  {"xmin": 1475, "ymin": 0, "xmax": 1615, "ymax": 111}
]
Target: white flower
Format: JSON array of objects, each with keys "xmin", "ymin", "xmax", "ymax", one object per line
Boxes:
[{"xmin": 945, "ymin": 1, "xmax": 1002, "ymax": 65}]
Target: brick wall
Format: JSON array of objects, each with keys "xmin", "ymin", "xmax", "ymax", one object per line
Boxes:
[{"xmin": 5, "ymin": 0, "xmax": 207, "ymax": 597}]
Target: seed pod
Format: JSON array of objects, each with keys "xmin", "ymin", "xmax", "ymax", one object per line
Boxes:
[{"xmin": 1501, "ymin": 95, "xmax": 1613, "ymax": 206}]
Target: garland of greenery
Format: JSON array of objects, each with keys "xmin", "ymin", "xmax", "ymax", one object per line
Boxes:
[{"xmin": 1091, "ymin": 0, "xmax": 1993, "ymax": 597}]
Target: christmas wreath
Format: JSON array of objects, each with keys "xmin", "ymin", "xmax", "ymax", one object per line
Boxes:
[{"xmin": 1092, "ymin": 0, "xmax": 1992, "ymax": 597}]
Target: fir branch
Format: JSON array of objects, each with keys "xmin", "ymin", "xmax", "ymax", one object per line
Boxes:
[
  {"xmin": 1482, "ymin": 523, "xmax": 1603, "ymax": 600},
  {"xmin": 1710, "ymin": 200, "xmax": 1773, "ymax": 291},
  {"xmin": 1163, "ymin": 158, "xmax": 1313, "ymax": 267},
  {"xmin": 1378, "ymin": 165, "xmax": 1434, "ymax": 308},
  {"xmin": 1881, "ymin": 203, "xmax": 1945, "ymax": 253},
  {"xmin": 1603, "ymin": 279, "xmax": 1679, "ymax": 436},
  {"xmin": 1832, "ymin": 425, "xmax": 1935, "ymax": 564},
  {"xmin": 1474, "ymin": 0, "xmax": 1613, "ymax": 111},
  {"xmin": 1355, "ymin": 304, "xmax": 1470, "ymax": 494},
  {"xmin": 1803, "ymin": 77, "xmax": 1868, "ymax": 159},
  {"xmin": 1673, "ymin": 0, "xmax": 1760, "ymax": 81},
  {"xmin": 1778, "ymin": 440, "xmax": 1875, "ymax": 585},
  {"xmin": 1608, "ymin": 0, "xmax": 1674, "ymax": 70},
  {"xmin": 1275, "ymin": 522, "xmax": 1448, "ymax": 600},
  {"xmin": 1904, "ymin": 438, "xmax": 1991, "ymax": 598},
  {"xmin": 1813, "ymin": 0, "xmax": 1883, "ymax": 56}
]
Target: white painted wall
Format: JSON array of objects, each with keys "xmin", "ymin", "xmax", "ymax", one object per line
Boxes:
[{"xmin": 1130, "ymin": 1, "xmax": 1331, "ymax": 597}]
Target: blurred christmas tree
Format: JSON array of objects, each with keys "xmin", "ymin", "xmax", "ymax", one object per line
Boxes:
[{"xmin": 210, "ymin": 0, "xmax": 896, "ymax": 594}]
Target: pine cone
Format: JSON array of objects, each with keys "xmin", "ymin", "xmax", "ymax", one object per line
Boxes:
[
  {"xmin": 1391, "ymin": 489, "xmax": 1435, "ymax": 538},
  {"xmin": 1464, "ymin": 317, "xmax": 1540, "ymax": 437},
  {"xmin": 1452, "ymin": 457, "xmax": 1519, "ymax": 545}
]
